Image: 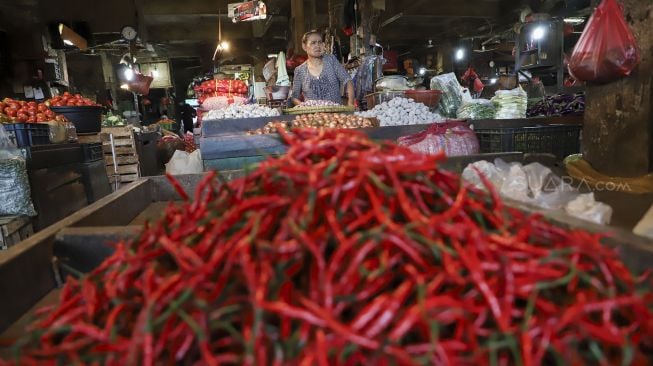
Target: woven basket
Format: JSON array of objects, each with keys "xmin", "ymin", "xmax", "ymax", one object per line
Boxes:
[{"xmin": 283, "ymin": 105, "xmax": 355, "ymax": 115}]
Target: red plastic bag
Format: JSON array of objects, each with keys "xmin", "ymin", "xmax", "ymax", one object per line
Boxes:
[
  {"xmin": 397, "ymin": 121, "xmax": 479, "ymax": 157},
  {"xmin": 569, "ymin": 0, "xmax": 639, "ymax": 83}
]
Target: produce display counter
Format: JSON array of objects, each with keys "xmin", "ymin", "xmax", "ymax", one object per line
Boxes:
[
  {"xmin": 1, "ymin": 151, "xmax": 652, "ymax": 342},
  {"xmin": 200, "ymin": 115, "xmax": 583, "ymax": 170}
]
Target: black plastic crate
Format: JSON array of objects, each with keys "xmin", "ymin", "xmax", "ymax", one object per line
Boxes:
[
  {"xmin": 78, "ymin": 160, "xmax": 111, "ymax": 204},
  {"xmin": 50, "ymin": 106, "xmax": 103, "ymax": 133},
  {"xmin": 475, "ymin": 124, "xmax": 582, "ymax": 160},
  {"xmin": 3, "ymin": 123, "xmax": 50, "ymax": 147},
  {"xmin": 81, "ymin": 143, "xmax": 103, "ymax": 162}
]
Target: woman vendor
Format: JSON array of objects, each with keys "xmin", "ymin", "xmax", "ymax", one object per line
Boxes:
[{"xmin": 291, "ymin": 30, "xmax": 355, "ymax": 106}]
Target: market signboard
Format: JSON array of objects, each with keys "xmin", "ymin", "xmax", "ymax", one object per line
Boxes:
[{"xmin": 228, "ymin": 1, "xmax": 267, "ymax": 23}]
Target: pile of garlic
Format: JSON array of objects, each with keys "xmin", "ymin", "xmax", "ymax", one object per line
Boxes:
[
  {"xmin": 356, "ymin": 97, "xmax": 443, "ymax": 127},
  {"xmin": 204, "ymin": 104, "xmax": 280, "ymax": 120}
]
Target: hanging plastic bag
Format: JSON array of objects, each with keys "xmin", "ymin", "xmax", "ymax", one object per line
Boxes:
[
  {"xmin": 397, "ymin": 121, "xmax": 479, "ymax": 157},
  {"xmin": 0, "ymin": 126, "xmax": 36, "ymax": 216},
  {"xmin": 568, "ymin": 0, "xmax": 640, "ymax": 83}
]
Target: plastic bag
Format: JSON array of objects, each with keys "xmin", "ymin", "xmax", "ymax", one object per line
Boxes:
[
  {"xmin": 165, "ymin": 150, "xmax": 204, "ymax": 175},
  {"xmin": 461, "ymin": 160, "xmax": 504, "ymax": 190},
  {"xmin": 565, "ymin": 193, "xmax": 613, "ymax": 225},
  {"xmin": 569, "ymin": 0, "xmax": 640, "ymax": 83},
  {"xmin": 0, "ymin": 126, "xmax": 36, "ymax": 216},
  {"xmin": 397, "ymin": 121, "xmax": 479, "ymax": 157},
  {"xmin": 430, "ymin": 73, "xmax": 463, "ymax": 118}
]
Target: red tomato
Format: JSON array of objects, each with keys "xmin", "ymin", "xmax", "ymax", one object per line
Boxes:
[
  {"xmin": 5, "ymin": 108, "xmax": 17, "ymax": 117},
  {"xmin": 16, "ymin": 113, "xmax": 28, "ymax": 122},
  {"xmin": 0, "ymin": 102, "xmax": 6, "ymax": 111},
  {"xmin": 27, "ymin": 116, "xmax": 36, "ymax": 123},
  {"xmin": 66, "ymin": 101, "xmax": 76, "ymax": 106},
  {"xmin": 63, "ymin": 92, "xmax": 71, "ymax": 97},
  {"xmin": 37, "ymin": 104, "xmax": 48, "ymax": 112},
  {"xmin": 27, "ymin": 101, "xmax": 37, "ymax": 108},
  {"xmin": 45, "ymin": 110, "xmax": 55, "ymax": 118},
  {"xmin": 27, "ymin": 109, "xmax": 36, "ymax": 116}
]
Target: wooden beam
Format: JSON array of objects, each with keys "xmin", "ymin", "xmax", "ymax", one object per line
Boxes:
[
  {"xmin": 139, "ymin": 0, "xmax": 222, "ymax": 16},
  {"xmin": 291, "ymin": 0, "xmax": 305, "ymax": 52},
  {"xmin": 146, "ymin": 23, "xmax": 254, "ymax": 42},
  {"xmin": 384, "ymin": 0, "xmax": 500, "ymax": 19}
]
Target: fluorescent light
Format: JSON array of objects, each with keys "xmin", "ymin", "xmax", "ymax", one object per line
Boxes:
[
  {"xmin": 151, "ymin": 69, "xmax": 160, "ymax": 78},
  {"xmin": 267, "ymin": 53, "xmax": 277, "ymax": 58},
  {"xmin": 531, "ymin": 26, "xmax": 546, "ymax": 41},
  {"xmin": 124, "ymin": 68, "xmax": 134, "ymax": 80},
  {"xmin": 63, "ymin": 39, "xmax": 74, "ymax": 46},
  {"xmin": 455, "ymin": 49, "xmax": 465, "ymax": 61},
  {"xmin": 563, "ymin": 17, "xmax": 585, "ymax": 25},
  {"xmin": 219, "ymin": 41, "xmax": 230, "ymax": 51},
  {"xmin": 419, "ymin": 68, "xmax": 426, "ymax": 76},
  {"xmin": 120, "ymin": 84, "xmax": 129, "ymax": 90},
  {"xmin": 490, "ymin": 78, "xmax": 497, "ymax": 85}
]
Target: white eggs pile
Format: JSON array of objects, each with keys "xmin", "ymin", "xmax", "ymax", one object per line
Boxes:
[
  {"xmin": 204, "ymin": 104, "xmax": 280, "ymax": 120},
  {"xmin": 356, "ymin": 97, "xmax": 443, "ymax": 127}
]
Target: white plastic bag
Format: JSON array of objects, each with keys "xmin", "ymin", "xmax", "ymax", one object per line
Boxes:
[
  {"xmin": 461, "ymin": 161, "xmax": 504, "ymax": 190},
  {"xmin": 565, "ymin": 193, "xmax": 613, "ymax": 225},
  {"xmin": 165, "ymin": 150, "xmax": 204, "ymax": 175}
]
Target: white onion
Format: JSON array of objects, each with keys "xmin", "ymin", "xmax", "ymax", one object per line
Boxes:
[
  {"xmin": 356, "ymin": 97, "xmax": 444, "ymax": 127},
  {"xmin": 204, "ymin": 104, "xmax": 280, "ymax": 120}
]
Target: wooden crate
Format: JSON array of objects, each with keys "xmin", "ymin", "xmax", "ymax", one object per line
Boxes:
[
  {"xmin": 77, "ymin": 133, "xmax": 101, "ymax": 144},
  {"xmin": 0, "ymin": 216, "xmax": 33, "ymax": 250},
  {"xmin": 100, "ymin": 127, "xmax": 140, "ymax": 187}
]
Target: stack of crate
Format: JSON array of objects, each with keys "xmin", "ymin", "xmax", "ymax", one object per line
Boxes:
[
  {"xmin": 0, "ymin": 216, "xmax": 33, "ymax": 250},
  {"xmin": 101, "ymin": 127, "xmax": 140, "ymax": 189}
]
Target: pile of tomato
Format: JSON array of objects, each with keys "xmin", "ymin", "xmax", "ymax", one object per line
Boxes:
[
  {"xmin": 0, "ymin": 98, "xmax": 66, "ymax": 123},
  {"xmin": 47, "ymin": 92, "xmax": 100, "ymax": 107}
]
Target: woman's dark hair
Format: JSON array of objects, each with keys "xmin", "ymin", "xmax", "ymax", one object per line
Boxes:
[{"xmin": 302, "ymin": 30, "xmax": 323, "ymax": 44}]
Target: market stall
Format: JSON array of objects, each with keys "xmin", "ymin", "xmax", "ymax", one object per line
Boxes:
[
  {"xmin": 1, "ymin": 131, "xmax": 652, "ymax": 364},
  {"xmin": 1, "ymin": 0, "xmax": 653, "ymax": 363}
]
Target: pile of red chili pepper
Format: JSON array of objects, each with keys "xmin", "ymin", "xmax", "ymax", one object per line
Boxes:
[{"xmin": 4, "ymin": 128, "xmax": 653, "ymax": 365}]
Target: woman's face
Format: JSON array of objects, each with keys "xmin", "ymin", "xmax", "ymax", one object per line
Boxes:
[{"xmin": 303, "ymin": 34, "xmax": 324, "ymax": 58}]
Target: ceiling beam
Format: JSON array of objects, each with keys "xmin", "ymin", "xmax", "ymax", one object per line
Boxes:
[
  {"xmin": 139, "ymin": 0, "xmax": 224, "ymax": 16},
  {"xmin": 146, "ymin": 22, "xmax": 255, "ymax": 42},
  {"xmin": 384, "ymin": 0, "xmax": 500, "ymax": 19}
]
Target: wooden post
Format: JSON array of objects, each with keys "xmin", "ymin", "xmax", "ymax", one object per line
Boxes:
[
  {"xmin": 582, "ymin": 0, "xmax": 653, "ymax": 177},
  {"xmin": 291, "ymin": 0, "xmax": 306, "ymax": 54}
]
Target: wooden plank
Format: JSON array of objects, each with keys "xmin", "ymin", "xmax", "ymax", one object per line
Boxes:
[
  {"xmin": 54, "ymin": 226, "xmax": 143, "ymax": 273},
  {"xmin": 105, "ymin": 155, "xmax": 139, "ymax": 165},
  {"xmin": 77, "ymin": 134, "xmax": 101, "ymax": 144},
  {"xmin": 104, "ymin": 146, "xmax": 137, "ymax": 155},
  {"xmin": 109, "ymin": 173, "xmax": 140, "ymax": 184},
  {"xmin": 0, "ymin": 179, "xmax": 152, "ymax": 332},
  {"xmin": 116, "ymin": 164, "xmax": 139, "ymax": 174},
  {"xmin": 129, "ymin": 202, "xmax": 174, "ymax": 226},
  {"xmin": 101, "ymin": 127, "xmax": 134, "ymax": 137},
  {"xmin": 103, "ymin": 139, "xmax": 135, "ymax": 149}
]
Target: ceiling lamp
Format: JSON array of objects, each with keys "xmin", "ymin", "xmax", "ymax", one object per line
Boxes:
[{"xmin": 213, "ymin": 8, "xmax": 230, "ymax": 60}]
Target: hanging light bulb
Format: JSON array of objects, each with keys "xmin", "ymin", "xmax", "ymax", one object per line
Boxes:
[{"xmin": 124, "ymin": 67, "xmax": 134, "ymax": 81}]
